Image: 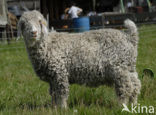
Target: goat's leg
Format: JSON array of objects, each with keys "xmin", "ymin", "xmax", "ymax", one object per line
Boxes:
[
  {"xmin": 49, "ymin": 67, "xmax": 69, "ymax": 108},
  {"xmin": 113, "ymin": 68, "xmax": 133, "ymax": 105},
  {"xmin": 129, "ymin": 72, "xmax": 141, "ymax": 105},
  {"xmin": 49, "ymin": 83, "xmax": 57, "ymax": 107}
]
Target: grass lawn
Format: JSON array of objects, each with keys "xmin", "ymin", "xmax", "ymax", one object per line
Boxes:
[{"xmin": 0, "ymin": 25, "xmax": 156, "ymax": 115}]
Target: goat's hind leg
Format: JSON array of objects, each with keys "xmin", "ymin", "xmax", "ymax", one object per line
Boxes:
[
  {"xmin": 129, "ymin": 72, "xmax": 141, "ymax": 105},
  {"xmin": 113, "ymin": 68, "xmax": 133, "ymax": 105}
]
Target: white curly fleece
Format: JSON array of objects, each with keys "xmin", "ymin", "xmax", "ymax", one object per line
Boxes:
[{"xmin": 18, "ymin": 10, "xmax": 141, "ymax": 108}]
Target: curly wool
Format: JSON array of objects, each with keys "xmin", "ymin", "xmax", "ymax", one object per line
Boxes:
[{"xmin": 19, "ymin": 10, "xmax": 141, "ymax": 108}]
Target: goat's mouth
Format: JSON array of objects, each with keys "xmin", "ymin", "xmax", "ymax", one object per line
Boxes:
[
  {"xmin": 30, "ymin": 31, "xmax": 38, "ymax": 39},
  {"xmin": 32, "ymin": 35, "xmax": 37, "ymax": 38}
]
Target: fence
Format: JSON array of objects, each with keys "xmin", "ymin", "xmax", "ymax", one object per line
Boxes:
[
  {"xmin": 0, "ymin": 21, "xmax": 156, "ymax": 51},
  {"xmin": 51, "ymin": 12, "xmax": 156, "ymax": 31}
]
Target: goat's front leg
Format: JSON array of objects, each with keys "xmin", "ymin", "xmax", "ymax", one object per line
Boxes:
[
  {"xmin": 49, "ymin": 83, "xmax": 57, "ymax": 107},
  {"xmin": 49, "ymin": 68, "xmax": 69, "ymax": 108}
]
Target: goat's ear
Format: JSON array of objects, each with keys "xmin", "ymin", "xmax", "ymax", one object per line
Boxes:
[
  {"xmin": 38, "ymin": 15, "xmax": 47, "ymax": 26},
  {"xmin": 42, "ymin": 20, "xmax": 47, "ymax": 27},
  {"xmin": 39, "ymin": 19, "xmax": 47, "ymax": 27},
  {"xmin": 39, "ymin": 19, "xmax": 49, "ymax": 34}
]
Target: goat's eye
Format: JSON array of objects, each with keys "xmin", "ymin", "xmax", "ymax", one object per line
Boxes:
[{"xmin": 39, "ymin": 20, "xmax": 42, "ymax": 24}]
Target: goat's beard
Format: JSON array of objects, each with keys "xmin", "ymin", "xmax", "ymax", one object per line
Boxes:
[{"xmin": 24, "ymin": 36, "xmax": 39, "ymax": 48}]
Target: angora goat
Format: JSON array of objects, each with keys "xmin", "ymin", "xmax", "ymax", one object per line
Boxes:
[{"xmin": 18, "ymin": 10, "xmax": 141, "ymax": 108}]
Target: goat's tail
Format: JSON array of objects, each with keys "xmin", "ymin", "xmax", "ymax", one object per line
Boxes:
[{"xmin": 124, "ymin": 19, "xmax": 139, "ymax": 47}]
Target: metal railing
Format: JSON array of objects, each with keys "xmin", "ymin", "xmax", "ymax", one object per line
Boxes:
[{"xmin": 0, "ymin": 22, "xmax": 156, "ymax": 51}]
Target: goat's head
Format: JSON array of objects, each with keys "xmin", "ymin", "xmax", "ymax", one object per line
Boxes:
[{"xmin": 18, "ymin": 10, "xmax": 48, "ymax": 47}]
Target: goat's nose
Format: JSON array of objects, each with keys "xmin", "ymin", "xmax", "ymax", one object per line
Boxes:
[{"xmin": 31, "ymin": 31, "xmax": 37, "ymax": 34}]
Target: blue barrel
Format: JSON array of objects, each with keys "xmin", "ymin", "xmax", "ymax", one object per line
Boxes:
[{"xmin": 73, "ymin": 17, "xmax": 90, "ymax": 32}]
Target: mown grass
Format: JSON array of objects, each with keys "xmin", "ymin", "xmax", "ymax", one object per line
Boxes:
[{"xmin": 0, "ymin": 25, "xmax": 156, "ymax": 115}]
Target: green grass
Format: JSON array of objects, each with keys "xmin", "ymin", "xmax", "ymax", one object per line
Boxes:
[{"xmin": 0, "ymin": 25, "xmax": 156, "ymax": 115}]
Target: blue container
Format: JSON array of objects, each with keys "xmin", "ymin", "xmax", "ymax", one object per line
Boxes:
[{"xmin": 73, "ymin": 17, "xmax": 90, "ymax": 32}]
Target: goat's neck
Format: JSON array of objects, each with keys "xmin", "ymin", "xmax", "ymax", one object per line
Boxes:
[{"xmin": 27, "ymin": 35, "xmax": 48, "ymax": 59}]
